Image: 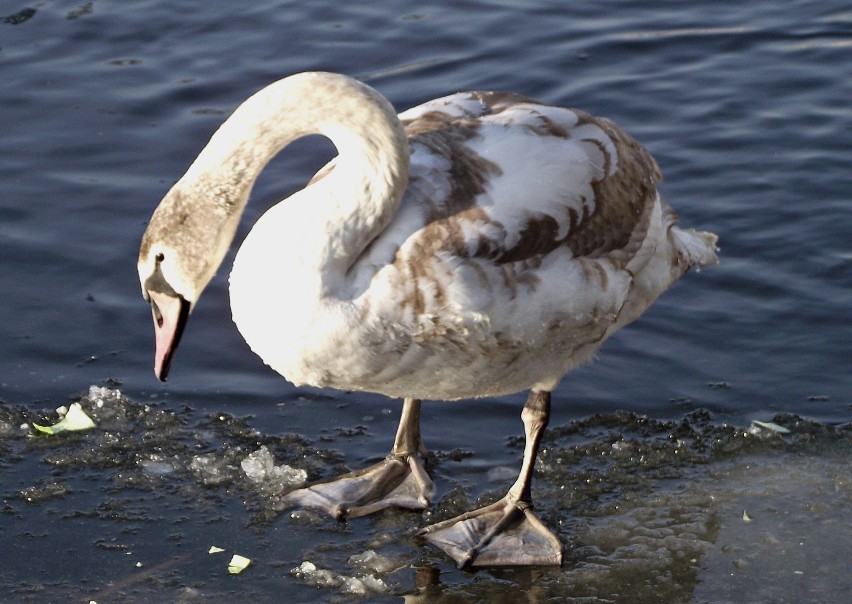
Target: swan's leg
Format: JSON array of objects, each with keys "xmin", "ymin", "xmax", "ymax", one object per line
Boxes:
[
  {"xmin": 418, "ymin": 390, "xmax": 562, "ymax": 568},
  {"xmin": 280, "ymin": 397, "xmax": 435, "ymax": 519}
]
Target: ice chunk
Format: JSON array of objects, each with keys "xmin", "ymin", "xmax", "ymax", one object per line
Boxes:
[
  {"xmin": 340, "ymin": 575, "xmax": 388, "ymax": 595},
  {"xmin": 291, "ymin": 560, "xmax": 388, "ymax": 595},
  {"xmin": 241, "ymin": 446, "xmax": 276, "ymax": 482},
  {"xmin": 20, "ymin": 480, "xmax": 70, "ymax": 504},
  {"xmin": 292, "ymin": 561, "xmax": 341, "ymax": 588},
  {"xmin": 139, "ymin": 455, "xmax": 176, "ymax": 476},
  {"xmin": 190, "ymin": 454, "xmax": 230, "ymax": 486},
  {"xmin": 356, "ymin": 574, "xmax": 388, "ymax": 594},
  {"xmin": 87, "ymin": 385, "xmax": 122, "ymax": 408},
  {"xmin": 347, "ymin": 549, "xmax": 399, "ymax": 574},
  {"xmin": 240, "ymin": 446, "xmax": 307, "ymax": 488},
  {"xmin": 487, "ymin": 466, "xmax": 518, "ymax": 483}
]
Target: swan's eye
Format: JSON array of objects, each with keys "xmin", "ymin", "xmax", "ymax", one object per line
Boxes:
[{"xmin": 155, "ymin": 252, "xmax": 165, "ymax": 264}]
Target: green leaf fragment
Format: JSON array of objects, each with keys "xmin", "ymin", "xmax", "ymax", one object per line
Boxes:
[
  {"xmin": 228, "ymin": 554, "xmax": 251, "ymax": 574},
  {"xmin": 33, "ymin": 403, "xmax": 96, "ymax": 434}
]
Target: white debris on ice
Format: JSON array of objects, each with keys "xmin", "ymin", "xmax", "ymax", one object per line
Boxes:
[
  {"xmin": 228, "ymin": 553, "xmax": 251, "ymax": 574},
  {"xmin": 749, "ymin": 420, "xmax": 791, "ymax": 435},
  {"xmin": 32, "ymin": 402, "xmax": 96, "ymax": 434}
]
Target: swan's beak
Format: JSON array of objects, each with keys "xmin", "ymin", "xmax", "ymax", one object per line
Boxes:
[{"xmin": 147, "ymin": 290, "xmax": 190, "ymax": 381}]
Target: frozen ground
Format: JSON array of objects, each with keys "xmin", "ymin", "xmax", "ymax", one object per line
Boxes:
[{"xmin": 0, "ymin": 385, "xmax": 848, "ymax": 602}]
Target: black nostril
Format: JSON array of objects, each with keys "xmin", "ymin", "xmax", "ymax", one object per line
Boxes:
[{"xmin": 151, "ymin": 301, "xmax": 164, "ymax": 327}]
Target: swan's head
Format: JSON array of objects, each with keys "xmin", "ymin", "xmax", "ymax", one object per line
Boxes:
[
  {"xmin": 138, "ymin": 184, "xmax": 242, "ymax": 381},
  {"xmin": 138, "ymin": 243, "xmax": 192, "ymax": 382}
]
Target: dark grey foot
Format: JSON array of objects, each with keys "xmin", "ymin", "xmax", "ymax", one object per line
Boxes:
[
  {"xmin": 280, "ymin": 453, "xmax": 435, "ymax": 519},
  {"xmin": 418, "ymin": 497, "xmax": 562, "ymax": 568}
]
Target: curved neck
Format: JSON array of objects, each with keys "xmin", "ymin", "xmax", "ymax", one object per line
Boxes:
[{"xmin": 183, "ymin": 72, "xmax": 410, "ymax": 293}]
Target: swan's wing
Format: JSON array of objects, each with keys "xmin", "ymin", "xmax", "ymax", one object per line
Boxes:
[
  {"xmin": 360, "ymin": 92, "xmax": 664, "ymax": 308},
  {"xmin": 403, "ymin": 91, "xmax": 662, "ymax": 261},
  {"xmin": 348, "ymin": 93, "xmax": 715, "ymax": 397}
]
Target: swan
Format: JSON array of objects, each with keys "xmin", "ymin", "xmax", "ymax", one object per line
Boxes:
[{"xmin": 138, "ymin": 72, "xmax": 718, "ymax": 568}]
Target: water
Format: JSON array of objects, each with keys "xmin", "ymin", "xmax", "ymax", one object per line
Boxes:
[{"xmin": 1, "ymin": 1, "xmax": 849, "ymax": 601}]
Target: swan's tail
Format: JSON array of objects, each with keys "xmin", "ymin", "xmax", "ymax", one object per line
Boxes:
[{"xmin": 671, "ymin": 226, "xmax": 719, "ymax": 269}]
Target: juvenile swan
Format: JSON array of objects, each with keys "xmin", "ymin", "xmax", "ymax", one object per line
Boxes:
[{"xmin": 138, "ymin": 72, "xmax": 718, "ymax": 568}]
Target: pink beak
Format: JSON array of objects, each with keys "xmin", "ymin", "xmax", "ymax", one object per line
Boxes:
[{"xmin": 147, "ymin": 290, "xmax": 190, "ymax": 381}]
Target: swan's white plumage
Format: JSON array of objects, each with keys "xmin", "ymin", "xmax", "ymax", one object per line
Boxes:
[
  {"xmin": 138, "ymin": 73, "xmax": 717, "ymax": 566},
  {"xmin": 220, "ymin": 75, "xmax": 718, "ymax": 401}
]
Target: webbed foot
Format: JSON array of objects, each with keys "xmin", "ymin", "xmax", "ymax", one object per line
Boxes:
[
  {"xmin": 281, "ymin": 452, "xmax": 434, "ymax": 520},
  {"xmin": 418, "ymin": 497, "xmax": 562, "ymax": 568}
]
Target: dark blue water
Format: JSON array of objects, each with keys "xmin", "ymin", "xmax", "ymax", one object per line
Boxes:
[{"xmin": 1, "ymin": 1, "xmax": 849, "ymax": 601}]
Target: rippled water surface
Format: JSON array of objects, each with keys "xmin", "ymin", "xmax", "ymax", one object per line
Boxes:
[{"xmin": 1, "ymin": 1, "xmax": 849, "ymax": 602}]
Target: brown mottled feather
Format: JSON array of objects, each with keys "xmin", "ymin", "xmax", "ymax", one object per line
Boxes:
[
  {"xmin": 403, "ymin": 113, "xmax": 502, "ymax": 221},
  {"xmin": 577, "ymin": 115, "xmax": 662, "ymax": 264},
  {"xmin": 399, "ymin": 97, "xmax": 662, "ymax": 268}
]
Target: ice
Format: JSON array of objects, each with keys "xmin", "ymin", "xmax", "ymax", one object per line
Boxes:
[
  {"xmin": 291, "ymin": 561, "xmax": 339, "ymax": 588},
  {"xmin": 20, "ymin": 480, "xmax": 70, "ymax": 504},
  {"xmin": 347, "ymin": 549, "xmax": 400, "ymax": 574},
  {"xmin": 240, "ymin": 446, "xmax": 307, "ymax": 489},
  {"xmin": 139, "ymin": 455, "xmax": 176, "ymax": 476},
  {"xmin": 486, "ymin": 465, "xmax": 517, "ymax": 483},
  {"xmin": 340, "ymin": 574, "xmax": 388, "ymax": 596},
  {"xmin": 291, "ymin": 559, "xmax": 389, "ymax": 595},
  {"xmin": 86, "ymin": 385, "xmax": 122, "ymax": 408},
  {"xmin": 190, "ymin": 454, "xmax": 230, "ymax": 486},
  {"xmin": 2, "ymin": 383, "xmax": 851, "ymax": 601}
]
